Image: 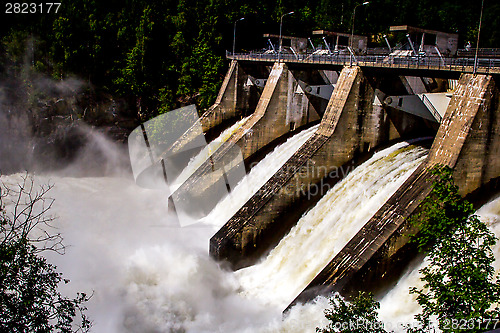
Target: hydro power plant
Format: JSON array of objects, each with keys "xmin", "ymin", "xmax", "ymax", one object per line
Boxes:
[{"xmin": 156, "ymin": 26, "xmax": 500, "ymax": 312}]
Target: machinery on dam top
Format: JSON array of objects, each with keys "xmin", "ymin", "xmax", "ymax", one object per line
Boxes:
[{"xmin": 230, "ymin": 25, "xmax": 500, "ymax": 75}]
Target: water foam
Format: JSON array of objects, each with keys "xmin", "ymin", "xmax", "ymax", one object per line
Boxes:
[
  {"xmin": 202, "ymin": 124, "xmax": 319, "ymax": 228},
  {"xmin": 5, "ymin": 139, "xmax": 498, "ymax": 333},
  {"xmin": 236, "ymin": 143, "xmax": 428, "ymax": 309}
]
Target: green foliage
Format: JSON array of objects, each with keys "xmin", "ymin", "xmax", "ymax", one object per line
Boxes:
[
  {"xmin": 318, "ymin": 166, "xmax": 500, "ymax": 333},
  {"xmin": 114, "ymin": 6, "xmax": 154, "ymax": 99},
  {"xmin": 317, "ymin": 292, "xmax": 387, "ymax": 333},
  {"xmin": 157, "ymin": 87, "xmax": 177, "ymax": 115},
  {"xmin": 0, "ymin": 176, "xmax": 91, "ymax": 332},
  {"xmin": 409, "ymin": 165, "xmax": 475, "ymax": 251},
  {"xmin": 2, "ymin": 0, "xmax": 500, "ymax": 119},
  {"xmin": 0, "ymin": 239, "xmax": 91, "ymax": 333},
  {"xmin": 408, "ymin": 165, "xmax": 500, "ymax": 332},
  {"xmin": 2, "ymin": 30, "xmax": 30, "ymax": 66}
]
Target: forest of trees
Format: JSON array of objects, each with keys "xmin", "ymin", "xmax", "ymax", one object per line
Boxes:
[{"xmin": 1, "ymin": 0, "xmax": 499, "ymax": 120}]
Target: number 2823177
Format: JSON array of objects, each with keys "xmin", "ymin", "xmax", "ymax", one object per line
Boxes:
[{"xmin": 6, "ymin": 3, "xmax": 61, "ymax": 14}]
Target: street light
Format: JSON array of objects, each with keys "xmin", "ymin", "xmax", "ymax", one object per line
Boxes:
[
  {"xmin": 350, "ymin": 2, "xmax": 369, "ymax": 54},
  {"xmin": 278, "ymin": 11, "xmax": 294, "ymax": 63},
  {"xmin": 233, "ymin": 17, "xmax": 245, "ymax": 57},
  {"xmin": 473, "ymin": 0, "xmax": 485, "ymax": 74}
]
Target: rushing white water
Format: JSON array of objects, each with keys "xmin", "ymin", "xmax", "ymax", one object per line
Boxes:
[
  {"xmin": 0, "ymin": 174, "xmax": 286, "ymax": 332},
  {"xmin": 285, "ymin": 195, "xmax": 500, "ymax": 333},
  {"xmin": 202, "ymin": 124, "xmax": 319, "ymax": 228},
  {"xmin": 4, "ymin": 124, "xmax": 498, "ymax": 333},
  {"xmin": 170, "ymin": 116, "xmax": 251, "ymax": 192},
  {"xmin": 0, "ymin": 124, "xmax": 317, "ymax": 332},
  {"xmin": 0, "ymin": 140, "xmax": 429, "ymax": 333},
  {"xmin": 378, "ymin": 194, "xmax": 500, "ymax": 332},
  {"xmin": 236, "ymin": 142, "xmax": 428, "ymax": 309}
]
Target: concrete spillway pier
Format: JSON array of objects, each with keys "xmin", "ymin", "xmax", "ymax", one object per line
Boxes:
[
  {"xmin": 171, "ymin": 61, "xmax": 327, "ymax": 220},
  {"xmin": 160, "ymin": 55, "xmax": 498, "ymax": 308},
  {"xmin": 210, "ymin": 66, "xmax": 362, "ymax": 269},
  {"xmin": 168, "ymin": 60, "xmax": 263, "ymax": 157},
  {"xmin": 288, "ymin": 73, "xmax": 500, "ymax": 309},
  {"xmin": 210, "ymin": 65, "xmax": 433, "ymax": 270}
]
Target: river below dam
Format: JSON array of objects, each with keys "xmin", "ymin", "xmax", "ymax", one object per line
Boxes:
[{"xmin": 1, "ymin": 124, "xmax": 499, "ymax": 332}]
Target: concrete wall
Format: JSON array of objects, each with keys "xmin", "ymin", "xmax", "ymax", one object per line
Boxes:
[
  {"xmin": 450, "ymin": 75, "xmax": 499, "ymax": 194},
  {"xmin": 234, "ymin": 63, "xmax": 329, "ymax": 161},
  {"xmin": 210, "ymin": 66, "xmax": 430, "ymax": 270},
  {"xmin": 289, "ymin": 73, "xmax": 500, "ymax": 308},
  {"xmin": 167, "ymin": 60, "xmax": 259, "ymax": 156},
  {"xmin": 237, "ymin": 62, "xmax": 297, "ymax": 159},
  {"xmin": 171, "ymin": 62, "xmax": 323, "ymax": 218},
  {"xmin": 200, "ymin": 60, "xmax": 239, "ymax": 132},
  {"xmin": 210, "ymin": 66, "xmax": 363, "ymax": 269}
]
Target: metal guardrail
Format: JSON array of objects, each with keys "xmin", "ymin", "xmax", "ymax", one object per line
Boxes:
[
  {"xmin": 457, "ymin": 48, "xmax": 500, "ymax": 58},
  {"xmin": 227, "ymin": 51, "xmax": 500, "ymax": 75},
  {"xmin": 421, "ymin": 94, "xmax": 442, "ymax": 123}
]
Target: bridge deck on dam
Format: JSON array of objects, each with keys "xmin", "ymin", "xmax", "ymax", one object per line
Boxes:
[{"xmin": 228, "ymin": 53, "xmax": 500, "ymax": 76}]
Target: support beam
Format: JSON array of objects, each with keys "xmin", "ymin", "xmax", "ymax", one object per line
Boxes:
[
  {"xmin": 171, "ymin": 62, "xmax": 321, "ymax": 222},
  {"xmin": 288, "ymin": 73, "xmax": 499, "ymax": 310},
  {"xmin": 211, "ymin": 67, "xmax": 381, "ymax": 269},
  {"xmin": 383, "ymin": 93, "xmax": 451, "ymax": 122}
]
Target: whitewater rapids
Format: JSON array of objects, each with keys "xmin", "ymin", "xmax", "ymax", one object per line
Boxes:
[
  {"xmin": 2, "ymin": 129, "xmax": 499, "ymax": 332},
  {"xmin": 236, "ymin": 142, "xmax": 428, "ymax": 308}
]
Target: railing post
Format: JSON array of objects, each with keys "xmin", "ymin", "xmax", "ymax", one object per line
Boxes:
[{"xmin": 224, "ymin": 49, "xmax": 499, "ymax": 75}]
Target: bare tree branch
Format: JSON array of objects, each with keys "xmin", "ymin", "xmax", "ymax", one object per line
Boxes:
[{"xmin": 0, "ymin": 173, "xmax": 64, "ymax": 254}]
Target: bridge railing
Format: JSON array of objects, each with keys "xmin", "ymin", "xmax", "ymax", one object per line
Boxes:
[
  {"xmin": 457, "ymin": 48, "xmax": 500, "ymax": 58},
  {"xmin": 227, "ymin": 51, "xmax": 500, "ymax": 74}
]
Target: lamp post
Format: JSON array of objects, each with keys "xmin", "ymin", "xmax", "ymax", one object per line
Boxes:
[
  {"xmin": 473, "ymin": 0, "xmax": 485, "ymax": 74},
  {"xmin": 350, "ymin": 1, "xmax": 369, "ymax": 60},
  {"xmin": 278, "ymin": 11, "xmax": 294, "ymax": 63},
  {"xmin": 233, "ymin": 17, "xmax": 245, "ymax": 57}
]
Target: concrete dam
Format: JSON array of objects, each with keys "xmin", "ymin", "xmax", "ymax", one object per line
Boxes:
[{"xmin": 161, "ymin": 56, "xmax": 500, "ymax": 310}]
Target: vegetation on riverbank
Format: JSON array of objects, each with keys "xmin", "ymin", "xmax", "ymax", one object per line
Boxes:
[{"xmin": 317, "ymin": 165, "xmax": 500, "ymax": 332}]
